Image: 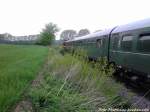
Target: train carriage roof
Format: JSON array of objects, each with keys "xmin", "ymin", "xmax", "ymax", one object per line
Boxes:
[
  {"xmin": 112, "ymin": 18, "xmax": 150, "ymax": 33},
  {"xmin": 65, "ymin": 18, "xmax": 150, "ymax": 43},
  {"xmin": 66, "ymin": 28, "xmax": 114, "ymax": 43}
]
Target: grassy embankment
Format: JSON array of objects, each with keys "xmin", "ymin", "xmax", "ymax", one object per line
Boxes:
[
  {"xmin": 0, "ymin": 44, "xmax": 48, "ymax": 112},
  {"xmin": 28, "ymin": 47, "xmax": 132, "ymax": 112}
]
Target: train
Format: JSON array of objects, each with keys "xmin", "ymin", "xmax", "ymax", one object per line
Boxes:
[{"xmin": 63, "ymin": 18, "xmax": 150, "ymax": 85}]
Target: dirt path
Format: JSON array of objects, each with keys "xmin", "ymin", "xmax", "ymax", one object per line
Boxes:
[{"xmin": 12, "ymin": 61, "xmax": 48, "ymax": 112}]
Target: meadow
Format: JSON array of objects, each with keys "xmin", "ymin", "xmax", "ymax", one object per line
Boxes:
[{"xmin": 0, "ymin": 44, "xmax": 48, "ymax": 112}]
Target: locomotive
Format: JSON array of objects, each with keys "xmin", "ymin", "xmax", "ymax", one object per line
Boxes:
[{"xmin": 64, "ymin": 19, "xmax": 150, "ymax": 85}]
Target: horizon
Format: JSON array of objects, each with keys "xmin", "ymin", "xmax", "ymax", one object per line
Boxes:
[{"xmin": 0, "ymin": 0, "xmax": 150, "ymax": 40}]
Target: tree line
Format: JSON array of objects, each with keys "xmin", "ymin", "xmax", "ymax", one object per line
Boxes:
[
  {"xmin": 60, "ymin": 29, "xmax": 90, "ymax": 41},
  {"xmin": 0, "ymin": 22, "xmax": 92, "ymax": 46},
  {"xmin": 33, "ymin": 23, "xmax": 91, "ymax": 45}
]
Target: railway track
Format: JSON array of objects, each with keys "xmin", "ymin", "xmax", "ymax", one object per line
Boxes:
[
  {"xmin": 113, "ymin": 70, "xmax": 150, "ymax": 98},
  {"xmin": 113, "ymin": 70, "xmax": 150, "ymax": 109}
]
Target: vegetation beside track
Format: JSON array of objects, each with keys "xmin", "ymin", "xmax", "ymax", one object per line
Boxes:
[
  {"xmin": 0, "ymin": 44, "xmax": 48, "ymax": 112},
  {"xmin": 27, "ymin": 47, "xmax": 132, "ymax": 111}
]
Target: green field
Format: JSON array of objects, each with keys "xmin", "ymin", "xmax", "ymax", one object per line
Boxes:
[{"xmin": 0, "ymin": 44, "xmax": 48, "ymax": 112}]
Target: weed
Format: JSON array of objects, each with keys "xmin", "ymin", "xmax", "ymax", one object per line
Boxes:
[{"xmin": 28, "ymin": 47, "xmax": 131, "ymax": 111}]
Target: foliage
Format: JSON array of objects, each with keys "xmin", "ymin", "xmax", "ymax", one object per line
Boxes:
[
  {"xmin": 27, "ymin": 47, "xmax": 131, "ymax": 111},
  {"xmin": 78, "ymin": 29, "xmax": 90, "ymax": 36},
  {"xmin": 28, "ymin": 75, "xmax": 90, "ymax": 112},
  {"xmin": 60, "ymin": 30, "xmax": 77, "ymax": 41},
  {"xmin": 94, "ymin": 30, "xmax": 102, "ymax": 33},
  {"xmin": 37, "ymin": 23, "xmax": 59, "ymax": 45},
  {"xmin": 0, "ymin": 44, "xmax": 48, "ymax": 112}
]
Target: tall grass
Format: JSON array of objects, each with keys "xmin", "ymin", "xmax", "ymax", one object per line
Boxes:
[
  {"xmin": 0, "ymin": 44, "xmax": 48, "ymax": 112},
  {"xmin": 28, "ymin": 47, "xmax": 131, "ymax": 111}
]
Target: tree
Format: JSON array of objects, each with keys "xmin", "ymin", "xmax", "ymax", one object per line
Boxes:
[
  {"xmin": 60, "ymin": 30, "xmax": 77, "ymax": 41},
  {"xmin": 78, "ymin": 29, "xmax": 90, "ymax": 36},
  {"xmin": 37, "ymin": 23, "xmax": 59, "ymax": 45},
  {"xmin": 94, "ymin": 30, "xmax": 102, "ymax": 33}
]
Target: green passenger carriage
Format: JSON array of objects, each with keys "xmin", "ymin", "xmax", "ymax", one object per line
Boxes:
[{"xmin": 64, "ymin": 19, "xmax": 150, "ymax": 84}]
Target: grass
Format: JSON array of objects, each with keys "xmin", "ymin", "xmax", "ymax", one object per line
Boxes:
[
  {"xmin": 28, "ymin": 74, "xmax": 91, "ymax": 112},
  {"xmin": 0, "ymin": 44, "xmax": 48, "ymax": 112},
  {"xmin": 27, "ymin": 47, "xmax": 132, "ymax": 112}
]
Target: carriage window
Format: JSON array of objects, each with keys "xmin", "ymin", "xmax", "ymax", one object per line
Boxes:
[
  {"xmin": 138, "ymin": 35, "xmax": 150, "ymax": 52},
  {"xmin": 112, "ymin": 35, "xmax": 120, "ymax": 49},
  {"xmin": 121, "ymin": 36, "xmax": 133, "ymax": 51},
  {"xmin": 96, "ymin": 39, "xmax": 102, "ymax": 48},
  {"xmin": 102, "ymin": 38, "xmax": 106, "ymax": 47},
  {"xmin": 88, "ymin": 40, "xmax": 96, "ymax": 46}
]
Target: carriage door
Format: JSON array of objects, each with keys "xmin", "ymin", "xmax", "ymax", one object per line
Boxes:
[
  {"xmin": 96, "ymin": 39, "xmax": 103, "ymax": 57},
  {"xmin": 110, "ymin": 33, "xmax": 121, "ymax": 64}
]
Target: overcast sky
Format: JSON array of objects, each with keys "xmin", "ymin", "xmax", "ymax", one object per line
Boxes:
[{"xmin": 0, "ymin": 0, "xmax": 150, "ymax": 39}]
